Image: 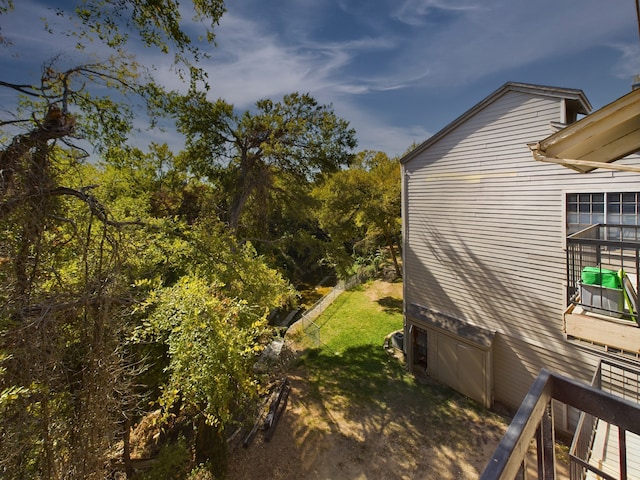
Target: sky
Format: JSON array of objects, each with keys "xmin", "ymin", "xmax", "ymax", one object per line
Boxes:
[{"xmin": 1, "ymin": 0, "xmax": 639, "ymax": 158}]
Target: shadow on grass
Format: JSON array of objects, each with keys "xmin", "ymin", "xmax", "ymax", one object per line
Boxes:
[
  {"xmin": 377, "ymin": 296, "xmax": 403, "ymax": 314},
  {"xmin": 299, "ymin": 343, "xmax": 487, "ymax": 426},
  {"xmin": 286, "ymin": 343, "xmax": 507, "ymax": 478},
  {"xmin": 301, "ymin": 344, "xmax": 404, "ymax": 403}
]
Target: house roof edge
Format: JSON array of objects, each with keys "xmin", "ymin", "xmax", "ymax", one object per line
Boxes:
[{"xmin": 400, "ymin": 82, "xmax": 591, "ymax": 166}]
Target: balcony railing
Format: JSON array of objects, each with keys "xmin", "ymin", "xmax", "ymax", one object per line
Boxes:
[
  {"xmin": 570, "ymin": 359, "xmax": 640, "ymax": 479},
  {"xmin": 480, "ymin": 367, "xmax": 640, "ymax": 480},
  {"xmin": 566, "ymin": 224, "xmax": 640, "ymax": 323}
]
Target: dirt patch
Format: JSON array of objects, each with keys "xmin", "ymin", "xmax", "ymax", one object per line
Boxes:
[
  {"xmin": 226, "ymin": 372, "xmax": 507, "ymax": 480},
  {"xmin": 364, "ymin": 278, "xmax": 402, "ymax": 302},
  {"xmin": 226, "ymin": 280, "xmax": 508, "ymax": 479}
]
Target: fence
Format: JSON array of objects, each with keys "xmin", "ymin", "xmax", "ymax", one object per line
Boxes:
[{"xmin": 295, "ymin": 270, "xmax": 373, "ymax": 346}]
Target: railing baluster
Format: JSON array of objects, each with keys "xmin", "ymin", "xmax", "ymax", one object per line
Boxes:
[
  {"xmin": 536, "ymin": 424, "xmax": 543, "ymax": 479},
  {"xmin": 537, "ymin": 406, "xmax": 555, "ymax": 479},
  {"xmin": 482, "ymin": 368, "xmax": 640, "ymax": 480},
  {"xmin": 619, "ymin": 427, "xmax": 627, "ymax": 480}
]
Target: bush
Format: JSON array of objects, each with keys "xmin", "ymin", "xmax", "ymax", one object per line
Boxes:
[{"xmin": 135, "ymin": 438, "xmax": 190, "ymax": 480}]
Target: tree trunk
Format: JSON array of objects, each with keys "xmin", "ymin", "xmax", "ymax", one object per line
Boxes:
[
  {"xmin": 227, "ymin": 151, "xmax": 256, "ymax": 233},
  {"xmin": 194, "ymin": 416, "xmax": 227, "ymax": 472},
  {"xmin": 123, "ymin": 416, "xmax": 133, "ymax": 479},
  {"xmin": 384, "ymin": 228, "xmax": 402, "ymax": 278}
]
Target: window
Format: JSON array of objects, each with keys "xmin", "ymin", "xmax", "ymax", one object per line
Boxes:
[{"xmin": 567, "ymin": 192, "xmax": 640, "ymax": 236}]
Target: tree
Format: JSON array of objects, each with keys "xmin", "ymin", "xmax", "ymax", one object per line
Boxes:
[
  {"xmin": 169, "ymin": 91, "xmax": 357, "ymax": 234},
  {"xmin": 125, "ymin": 210, "xmax": 295, "ymax": 463},
  {"xmin": 0, "ymin": 1, "xmax": 227, "ymax": 477},
  {"xmin": 314, "ymin": 150, "xmax": 402, "ymax": 278},
  {"xmin": 0, "ymin": 145, "xmax": 139, "ymax": 477}
]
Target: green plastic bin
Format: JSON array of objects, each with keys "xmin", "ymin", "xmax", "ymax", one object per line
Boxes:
[{"xmin": 581, "ymin": 266, "xmax": 621, "ymax": 289}]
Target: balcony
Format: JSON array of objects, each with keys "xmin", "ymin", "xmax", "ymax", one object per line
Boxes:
[
  {"xmin": 481, "ymin": 360, "xmax": 640, "ymax": 479},
  {"xmin": 564, "ymin": 224, "xmax": 640, "ymax": 354}
]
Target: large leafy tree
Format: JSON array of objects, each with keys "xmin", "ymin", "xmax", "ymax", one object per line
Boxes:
[
  {"xmin": 169, "ymin": 91, "xmax": 358, "ymax": 235},
  {"xmin": 314, "ymin": 150, "xmax": 402, "ymax": 277}
]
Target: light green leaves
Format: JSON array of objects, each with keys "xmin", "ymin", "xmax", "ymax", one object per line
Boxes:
[{"xmin": 146, "ymin": 276, "xmax": 267, "ymax": 427}]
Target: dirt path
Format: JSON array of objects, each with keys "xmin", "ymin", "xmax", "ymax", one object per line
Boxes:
[{"xmin": 226, "ymin": 280, "xmax": 509, "ymax": 480}]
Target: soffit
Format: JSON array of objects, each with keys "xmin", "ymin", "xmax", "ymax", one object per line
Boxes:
[{"xmin": 529, "ymin": 88, "xmax": 640, "ymax": 173}]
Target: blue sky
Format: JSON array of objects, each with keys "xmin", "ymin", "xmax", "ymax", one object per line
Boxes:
[{"xmin": 1, "ymin": 0, "xmax": 639, "ymax": 157}]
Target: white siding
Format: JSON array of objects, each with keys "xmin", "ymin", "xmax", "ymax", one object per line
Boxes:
[{"xmin": 403, "ymin": 89, "xmax": 640, "ymax": 409}]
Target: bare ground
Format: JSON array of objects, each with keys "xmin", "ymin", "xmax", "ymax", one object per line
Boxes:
[{"xmin": 225, "ymin": 280, "xmax": 511, "ymax": 480}]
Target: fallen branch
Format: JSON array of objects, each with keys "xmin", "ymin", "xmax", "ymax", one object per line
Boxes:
[
  {"xmin": 264, "ymin": 382, "xmax": 290, "ymax": 443},
  {"xmin": 243, "ymin": 377, "xmax": 290, "ymax": 447},
  {"xmin": 243, "ymin": 385, "xmax": 279, "ymax": 448}
]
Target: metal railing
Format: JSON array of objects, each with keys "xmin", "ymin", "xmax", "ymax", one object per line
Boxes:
[
  {"xmin": 481, "ymin": 368, "xmax": 640, "ymax": 480},
  {"xmin": 569, "ymin": 359, "xmax": 640, "ymax": 479},
  {"xmin": 566, "ymin": 224, "xmax": 640, "ymax": 323}
]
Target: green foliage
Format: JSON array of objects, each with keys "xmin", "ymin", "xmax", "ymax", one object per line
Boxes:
[
  {"xmin": 141, "ymin": 276, "xmax": 269, "ymax": 427},
  {"xmin": 59, "ymin": 0, "xmax": 225, "ymax": 86},
  {"xmin": 187, "ymin": 463, "xmax": 216, "ymax": 480},
  {"xmin": 0, "ymin": 136, "xmax": 297, "ymax": 477},
  {"xmin": 313, "ymin": 150, "xmax": 402, "ymax": 277},
  {"xmin": 135, "ymin": 437, "xmax": 191, "ymax": 480},
  {"xmin": 0, "ymin": 353, "xmax": 29, "ymax": 410},
  {"xmin": 96, "ymin": 152, "xmax": 296, "ymax": 433},
  {"xmin": 168, "ymin": 91, "xmax": 357, "ymax": 240},
  {"xmin": 164, "ymin": 91, "xmax": 357, "ymax": 283}
]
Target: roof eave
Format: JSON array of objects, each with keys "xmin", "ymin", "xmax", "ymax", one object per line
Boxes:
[
  {"xmin": 529, "ymin": 88, "xmax": 640, "ymax": 173},
  {"xmin": 400, "ymin": 82, "xmax": 590, "ymax": 166}
]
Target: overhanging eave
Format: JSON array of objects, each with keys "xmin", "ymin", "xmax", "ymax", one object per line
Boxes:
[{"xmin": 529, "ymin": 88, "xmax": 640, "ymax": 173}]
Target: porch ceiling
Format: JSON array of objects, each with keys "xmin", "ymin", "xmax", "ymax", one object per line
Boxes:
[{"xmin": 529, "ymin": 87, "xmax": 640, "ymax": 173}]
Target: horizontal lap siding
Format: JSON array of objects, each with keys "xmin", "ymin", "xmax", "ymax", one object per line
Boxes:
[
  {"xmin": 405, "ymin": 92, "xmax": 567, "ymax": 340},
  {"xmin": 492, "ymin": 334, "xmax": 598, "ymax": 410},
  {"xmin": 403, "ymin": 90, "xmax": 640, "ymax": 408}
]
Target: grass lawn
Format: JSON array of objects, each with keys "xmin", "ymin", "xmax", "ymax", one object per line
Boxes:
[
  {"xmin": 293, "ymin": 280, "xmax": 491, "ymax": 421},
  {"xmin": 313, "ymin": 284, "xmax": 403, "ymax": 353},
  {"xmin": 227, "ymin": 279, "xmax": 512, "ymax": 480}
]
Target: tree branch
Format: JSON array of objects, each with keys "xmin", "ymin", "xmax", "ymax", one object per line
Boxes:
[
  {"xmin": 0, "ymin": 80, "xmax": 44, "ymax": 97},
  {"xmin": 0, "ymin": 185, "xmax": 143, "ymax": 227}
]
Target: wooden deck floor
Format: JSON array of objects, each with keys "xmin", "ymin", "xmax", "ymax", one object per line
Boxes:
[{"xmin": 587, "ymin": 419, "xmax": 640, "ymax": 479}]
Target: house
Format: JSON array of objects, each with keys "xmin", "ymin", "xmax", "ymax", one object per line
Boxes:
[{"xmin": 400, "ymin": 82, "xmax": 640, "ymax": 422}]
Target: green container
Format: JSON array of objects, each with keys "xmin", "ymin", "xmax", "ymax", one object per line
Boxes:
[{"xmin": 581, "ymin": 266, "xmax": 621, "ymax": 289}]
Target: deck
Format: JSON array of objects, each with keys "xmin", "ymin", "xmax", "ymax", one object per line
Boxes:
[{"xmin": 587, "ymin": 420, "xmax": 640, "ymax": 479}]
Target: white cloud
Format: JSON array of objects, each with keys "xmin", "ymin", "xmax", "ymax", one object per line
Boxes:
[
  {"xmin": 610, "ymin": 42, "xmax": 640, "ymax": 81},
  {"xmin": 196, "ymin": 12, "xmax": 399, "ymax": 106},
  {"xmin": 389, "ymin": 0, "xmax": 636, "ymax": 89},
  {"xmin": 394, "ymin": 0, "xmax": 481, "ymax": 26}
]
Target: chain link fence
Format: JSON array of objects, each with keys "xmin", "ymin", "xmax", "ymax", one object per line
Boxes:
[{"xmin": 295, "ymin": 269, "xmax": 374, "ymax": 346}]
